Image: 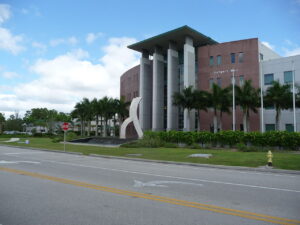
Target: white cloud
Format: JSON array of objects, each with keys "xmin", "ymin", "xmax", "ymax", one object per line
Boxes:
[
  {"xmin": 86, "ymin": 32, "xmax": 103, "ymax": 44},
  {"xmin": 0, "ymin": 4, "xmax": 10, "ymax": 24},
  {"xmin": 282, "ymin": 40, "xmax": 300, "ymax": 56},
  {"xmin": 50, "ymin": 36, "xmax": 78, "ymax": 47},
  {"xmin": 284, "ymin": 47, "xmax": 300, "ymax": 57},
  {"xmin": 262, "ymin": 41, "xmax": 275, "ymax": 50},
  {"xmin": 0, "ymin": 4, "xmax": 25, "ymax": 55},
  {"xmin": 32, "ymin": 41, "xmax": 47, "ymax": 54},
  {"xmin": 0, "ymin": 37, "xmax": 139, "ymax": 115},
  {"xmin": 2, "ymin": 71, "xmax": 21, "ymax": 79},
  {"xmin": 0, "ymin": 27, "xmax": 25, "ymax": 54}
]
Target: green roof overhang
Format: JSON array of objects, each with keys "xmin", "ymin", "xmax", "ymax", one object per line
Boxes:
[{"xmin": 128, "ymin": 25, "xmax": 218, "ymax": 55}]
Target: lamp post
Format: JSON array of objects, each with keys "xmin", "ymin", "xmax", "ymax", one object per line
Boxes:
[
  {"xmin": 231, "ymin": 69, "xmax": 237, "ymax": 131},
  {"xmin": 292, "ymin": 60, "xmax": 296, "ymax": 132},
  {"xmin": 260, "ymin": 63, "xmax": 264, "ymax": 133}
]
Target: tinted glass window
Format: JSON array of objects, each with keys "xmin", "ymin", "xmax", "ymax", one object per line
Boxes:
[
  {"xmin": 231, "ymin": 53, "xmax": 235, "ymax": 63},
  {"xmin": 284, "ymin": 71, "xmax": 293, "ymax": 84},
  {"xmin": 238, "ymin": 52, "xmax": 244, "ymax": 63},
  {"xmin": 209, "ymin": 56, "xmax": 214, "ymax": 66},
  {"xmin": 264, "ymin": 74, "xmax": 274, "ymax": 85},
  {"xmin": 217, "ymin": 55, "xmax": 222, "ymax": 65},
  {"xmin": 265, "ymin": 124, "xmax": 275, "ymax": 131}
]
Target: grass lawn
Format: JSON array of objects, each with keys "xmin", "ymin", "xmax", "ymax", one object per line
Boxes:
[{"xmin": 0, "ymin": 137, "xmax": 299, "ymax": 170}]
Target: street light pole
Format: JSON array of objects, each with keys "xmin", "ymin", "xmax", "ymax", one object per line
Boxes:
[
  {"xmin": 292, "ymin": 60, "xmax": 296, "ymax": 132},
  {"xmin": 231, "ymin": 69, "xmax": 237, "ymax": 131}
]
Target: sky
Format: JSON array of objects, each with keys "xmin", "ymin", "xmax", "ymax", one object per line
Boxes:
[{"xmin": 0, "ymin": 0, "xmax": 300, "ymax": 117}]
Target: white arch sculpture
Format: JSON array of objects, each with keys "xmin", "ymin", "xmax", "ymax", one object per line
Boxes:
[{"xmin": 120, "ymin": 97, "xmax": 143, "ymax": 139}]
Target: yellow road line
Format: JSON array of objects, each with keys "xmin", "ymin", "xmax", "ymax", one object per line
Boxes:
[{"xmin": 1, "ymin": 167, "xmax": 299, "ymax": 225}]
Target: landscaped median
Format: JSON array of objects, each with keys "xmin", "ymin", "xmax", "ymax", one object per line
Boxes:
[{"xmin": 0, "ymin": 137, "xmax": 300, "ymax": 171}]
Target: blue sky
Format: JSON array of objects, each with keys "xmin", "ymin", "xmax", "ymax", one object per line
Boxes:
[{"xmin": 0, "ymin": 0, "xmax": 300, "ymax": 116}]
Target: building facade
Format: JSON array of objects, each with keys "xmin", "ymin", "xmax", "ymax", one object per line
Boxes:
[{"xmin": 120, "ymin": 26, "xmax": 299, "ymax": 137}]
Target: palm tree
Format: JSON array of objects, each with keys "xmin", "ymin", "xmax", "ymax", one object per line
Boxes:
[
  {"xmin": 115, "ymin": 96, "xmax": 130, "ymax": 137},
  {"xmin": 264, "ymin": 81, "xmax": 292, "ymax": 130},
  {"xmin": 219, "ymin": 87, "xmax": 232, "ymax": 131},
  {"xmin": 235, "ymin": 80, "xmax": 260, "ymax": 132},
  {"xmin": 91, "ymin": 98, "xmax": 100, "ymax": 136},
  {"xmin": 81, "ymin": 98, "xmax": 94, "ymax": 136},
  {"xmin": 71, "ymin": 101, "xmax": 86, "ymax": 136},
  {"xmin": 193, "ymin": 90, "xmax": 208, "ymax": 131},
  {"xmin": 206, "ymin": 84, "xmax": 231, "ymax": 133},
  {"xmin": 117, "ymin": 96, "xmax": 130, "ymax": 124},
  {"xmin": 101, "ymin": 96, "xmax": 114, "ymax": 137},
  {"xmin": 173, "ymin": 86, "xmax": 195, "ymax": 131},
  {"xmin": 0, "ymin": 113, "xmax": 5, "ymax": 134}
]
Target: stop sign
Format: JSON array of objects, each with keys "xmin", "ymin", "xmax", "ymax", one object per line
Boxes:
[{"xmin": 62, "ymin": 122, "xmax": 69, "ymax": 131}]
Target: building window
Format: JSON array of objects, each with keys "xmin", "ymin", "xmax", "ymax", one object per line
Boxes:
[
  {"xmin": 209, "ymin": 78, "xmax": 214, "ymax": 89},
  {"xmin": 217, "ymin": 55, "xmax": 222, "ymax": 65},
  {"xmin": 260, "ymin": 53, "xmax": 264, "ymax": 61},
  {"xmin": 284, "ymin": 71, "xmax": 293, "ymax": 84},
  {"xmin": 231, "ymin": 53, "xmax": 235, "ymax": 64},
  {"xmin": 239, "ymin": 75, "xmax": 244, "ymax": 86},
  {"xmin": 264, "ymin": 73, "xmax": 274, "ymax": 85},
  {"xmin": 238, "ymin": 52, "xmax": 244, "ymax": 63},
  {"xmin": 217, "ymin": 78, "xmax": 222, "ymax": 87},
  {"xmin": 209, "ymin": 56, "xmax": 214, "ymax": 66},
  {"xmin": 286, "ymin": 124, "xmax": 294, "ymax": 132},
  {"xmin": 265, "ymin": 124, "xmax": 275, "ymax": 131}
]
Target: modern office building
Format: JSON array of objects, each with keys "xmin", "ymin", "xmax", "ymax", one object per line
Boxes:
[{"xmin": 120, "ymin": 26, "xmax": 299, "ymax": 137}]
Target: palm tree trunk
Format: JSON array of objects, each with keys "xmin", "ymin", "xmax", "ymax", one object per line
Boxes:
[
  {"xmin": 112, "ymin": 114, "xmax": 116, "ymax": 137},
  {"xmin": 197, "ymin": 110, "xmax": 201, "ymax": 132},
  {"xmin": 243, "ymin": 112, "xmax": 247, "ymax": 133},
  {"xmin": 95, "ymin": 115, "xmax": 99, "ymax": 136},
  {"xmin": 80, "ymin": 119, "xmax": 84, "ymax": 136},
  {"xmin": 88, "ymin": 121, "xmax": 91, "ymax": 136},
  {"xmin": 276, "ymin": 109, "xmax": 281, "ymax": 131},
  {"xmin": 103, "ymin": 119, "xmax": 107, "ymax": 137},
  {"xmin": 213, "ymin": 109, "xmax": 218, "ymax": 133},
  {"xmin": 219, "ymin": 112, "xmax": 223, "ymax": 131},
  {"xmin": 100, "ymin": 116, "xmax": 103, "ymax": 137}
]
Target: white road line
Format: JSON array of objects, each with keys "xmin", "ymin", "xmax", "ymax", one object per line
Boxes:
[
  {"xmin": 4, "ymin": 152, "xmax": 44, "ymax": 155},
  {"xmin": 91, "ymin": 157, "xmax": 298, "ymax": 178},
  {"xmin": 6, "ymin": 154, "xmax": 300, "ymax": 193}
]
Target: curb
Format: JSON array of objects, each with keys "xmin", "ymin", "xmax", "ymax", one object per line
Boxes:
[{"xmin": 1, "ymin": 144, "xmax": 299, "ymax": 175}]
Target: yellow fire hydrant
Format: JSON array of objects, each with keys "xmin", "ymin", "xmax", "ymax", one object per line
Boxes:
[{"xmin": 267, "ymin": 150, "xmax": 273, "ymax": 167}]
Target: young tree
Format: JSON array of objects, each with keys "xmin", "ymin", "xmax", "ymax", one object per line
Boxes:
[
  {"xmin": 235, "ymin": 80, "xmax": 260, "ymax": 132},
  {"xmin": 264, "ymin": 81, "xmax": 292, "ymax": 130}
]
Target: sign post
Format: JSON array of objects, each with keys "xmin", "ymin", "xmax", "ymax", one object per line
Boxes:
[{"xmin": 62, "ymin": 122, "xmax": 69, "ymax": 152}]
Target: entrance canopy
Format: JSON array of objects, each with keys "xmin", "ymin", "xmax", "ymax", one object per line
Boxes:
[{"xmin": 128, "ymin": 25, "xmax": 218, "ymax": 54}]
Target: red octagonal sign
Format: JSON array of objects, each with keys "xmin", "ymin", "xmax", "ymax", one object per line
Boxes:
[{"xmin": 62, "ymin": 122, "xmax": 69, "ymax": 131}]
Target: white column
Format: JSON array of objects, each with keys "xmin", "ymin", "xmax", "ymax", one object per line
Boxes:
[
  {"xmin": 183, "ymin": 36, "xmax": 195, "ymax": 131},
  {"xmin": 139, "ymin": 50, "xmax": 152, "ymax": 131},
  {"xmin": 152, "ymin": 46, "xmax": 165, "ymax": 131},
  {"xmin": 167, "ymin": 42, "xmax": 179, "ymax": 131}
]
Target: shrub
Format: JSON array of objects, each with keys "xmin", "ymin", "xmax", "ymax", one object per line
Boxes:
[{"xmin": 143, "ymin": 130, "xmax": 300, "ymax": 150}]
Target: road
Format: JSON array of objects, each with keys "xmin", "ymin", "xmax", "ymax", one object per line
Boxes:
[{"xmin": 0, "ymin": 145, "xmax": 299, "ymax": 225}]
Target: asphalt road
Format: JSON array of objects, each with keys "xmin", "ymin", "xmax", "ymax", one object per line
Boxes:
[{"xmin": 0, "ymin": 145, "xmax": 299, "ymax": 225}]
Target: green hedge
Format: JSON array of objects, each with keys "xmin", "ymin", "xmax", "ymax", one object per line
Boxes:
[{"xmin": 143, "ymin": 131, "xmax": 300, "ymax": 150}]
